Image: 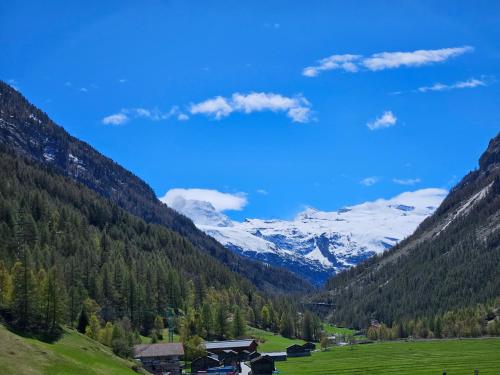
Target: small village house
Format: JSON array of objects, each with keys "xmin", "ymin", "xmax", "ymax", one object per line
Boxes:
[
  {"xmin": 134, "ymin": 342, "xmax": 184, "ymax": 375},
  {"xmin": 286, "ymin": 344, "xmax": 311, "ymax": 357},
  {"xmin": 302, "ymin": 342, "xmax": 317, "ymax": 352},
  {"xmin": 191, "ymin": 354, "xmax": 221, "ymax": 373},
  {"xmin": 204, "ymin": 339, "xmax": 258, "ymax": 355},
  {"xmin": 250, "ymin": 355, "xmax": 275, "ymax": 375}
]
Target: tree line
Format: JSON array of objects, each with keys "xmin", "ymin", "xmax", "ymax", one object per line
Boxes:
[{"xmin": 0, "ymin": 149, "xmax": 321, "ymax": 357}]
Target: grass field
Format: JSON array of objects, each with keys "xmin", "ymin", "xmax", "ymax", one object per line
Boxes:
[
  {"xmin": 247, "ymin": 326, "xmax": 306, "ymax": 352},
  {"xmin": 322, "ymin": 323, "xmax": 357, "ymax": 336},
  {"xmin": 0, "ymin": 324, "xmax": 142, "ymax": 375},
  {"xmin": 277, "ymin": 338, "xmax": 500, "ymax": 375}
]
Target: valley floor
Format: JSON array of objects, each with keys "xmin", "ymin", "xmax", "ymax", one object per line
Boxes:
[{"xmin": 277, "ymin": 338, "xmax": 500, "ymax": 374}]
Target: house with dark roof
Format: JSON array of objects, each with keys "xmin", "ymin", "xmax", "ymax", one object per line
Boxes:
[
  {"xmin": 302, "ymin": 342, "xmax": 317, "ymax": 352},
  {"xmin": 204, "ymin": 339, "xmax": 258, "ymax": 355},
  {"xmin": 133, "ymin": 342, "xmax": 184, "ymax": 374},
  {"xmin": 261, "ymin": 351, "xmax": 287, "ymax": 361},
  {"xmin": 191, "ymin": 354, "xmax": 220, "ymax": 373},
  {"xmin": 286, "ymin": 344, "xmax": 311, "ymax": 357},
  {"xmin": 250, "ymin": 355, "xmax": 275, "ymax": 375}
]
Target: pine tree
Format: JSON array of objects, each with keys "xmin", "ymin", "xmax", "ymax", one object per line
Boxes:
[
  {"xmin": 10, "ymin": 261, "xmax": 38, "ymax": 330},
  {"xmin": 215, "ymin": 303, "xmax": 229, "ymax": 340},
  {"xmin": 201, "ymin": 303, "xmax": 213, "ymax": 338},
  {"xmin": 261, "ymin": 305, "xmax": 270, "ymax": 329},
  {"xmin": 233, "ymin": 306, "xmax": 246, "ymax": 338},
  {"xmin": 77, "ymin": 307, "xmax": 90, "ymax": 334}
]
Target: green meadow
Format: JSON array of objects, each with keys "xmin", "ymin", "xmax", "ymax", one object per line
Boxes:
[
  {"xmin": 277, "ymin": 338, "xmax": 500, "ymax": 375},
  {"xmin": 0, "ymin": 325, "xmax": 142, "ymax": 375}
]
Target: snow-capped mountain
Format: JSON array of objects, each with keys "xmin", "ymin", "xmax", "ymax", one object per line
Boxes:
[{"xmin": 168, "ymin": 188, "xmax": 447, "ymax": 285}]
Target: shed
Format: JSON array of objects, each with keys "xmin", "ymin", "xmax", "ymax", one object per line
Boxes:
[
  {"xmin": 250, "ymin": 355, "xmax": 275, "ymax": 375},
  {"xmin": 204, "ymin": 339, "xmax": 258, "ymax": 355},
  {"xmin": 191, "ymin": 355, "xmax": 221, "ymax": 373},
  {"xmin": 302, "ymin": 342, "xmax": 317, "ymax": 351},
  {"xmin": 220, "ymin": 349, "xmax": 239, "ymax": 366},
  {"xmin": 134, "ymin": 343, "xmax": 184, "ymax": 375},
  {"xmin": 248, "ymin": 351, "xmax": 261, "ymax": 361},
  {"xmin": 261, "ymin": 351, "xmax": 287, "ymax": 361},
  {"xmin": 286, "ymin": 344, "xmax": 311, "ymax": 357}
]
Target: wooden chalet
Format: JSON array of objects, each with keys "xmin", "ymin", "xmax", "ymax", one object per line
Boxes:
[
  {"xmin": 204, "ymin": 339, "xmax": 258, "ymax": 355},
  {"xmin": 250, "ymin": 355, "xmax": 275, "ymax": 375},
  {"xmin": 286, "ymin": 343, "xmax": 311, "ymax": 357},
  {"xmin": 302, "ymin": 342, "xmax": 317, "ymax": 351},
  {"xmin": 191, "ymin": 354, "xmax": 220, "ymax": 373},
  {"xmin": 261, "ymin": 351, "xmax": 287, "ymax": 361},
  {"xmin": 133, "ymin": 342, "xmax": 184, "ymax": 375}
]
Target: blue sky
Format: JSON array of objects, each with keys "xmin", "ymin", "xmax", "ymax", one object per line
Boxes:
[{"xmin": 2, "ymin": 0, "xmax": 499, "ymax": 220}]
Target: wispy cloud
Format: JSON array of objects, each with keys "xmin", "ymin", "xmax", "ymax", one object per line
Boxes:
[
  {"xmin": 393, "ymin": 178, "xmax": 421, "ymax": 185},
  {"xmin": 303, "ymin": 46, "xmax": 473, "ymax": 77},
  {"xmin": 417, "ymin": 77, "xmax": 488, "ymax": 92},
  {"xmin": 360, "ymin": 177, "xmax": 379, "ymax": 186},
  {"xmin": 256, "ymin": 189, "xmax": 268, "ymax": 195},
  {"xmin": 101, "ymin": 106, "xmax": 188, "ymax": 125},
  {"xmin": 367, "ymin": 111, "xmax": 397, "ymax": 130},
  {"xmin": 160, "ymin": 188, "xmax": 247, "ymax": 212},
  {"xmin": 190, "ymin": 92, "xmax": 313, "ymax": 123}
]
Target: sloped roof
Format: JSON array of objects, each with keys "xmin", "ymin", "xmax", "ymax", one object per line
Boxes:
[
  {"xmin": 205, "ymin": 339, "xmax": 256, "ymax": 350},
  {"xmin": 134, "ymin": 343, "xmax": 184, "ymax": 358}
]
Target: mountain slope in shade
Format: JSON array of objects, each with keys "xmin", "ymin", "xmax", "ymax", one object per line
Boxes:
[
  {"xmin": 0, "ymin": 81, "xmax": 312, "ymax": 293},
  {"xmin": 167, "ymin": 188, "xmax": 447, "ymax": 285},
  {"xmin": 322, "ymin": 131, "xmax": 500, "ymax": 328}
]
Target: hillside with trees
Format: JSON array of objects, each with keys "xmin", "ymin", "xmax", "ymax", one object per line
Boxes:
[
  {"xmin": 0, "ymin": 81, "xmax": 311, "ymax": 294},
  {"xmin": 319, "ymin": 132, "xmax": 500, "ymax": 334},
  {"xmin": 0, "ymin": 146, "xmax": 322, "ymax": 357}
]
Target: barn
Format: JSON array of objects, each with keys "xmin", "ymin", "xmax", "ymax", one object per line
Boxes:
[
  {"xmin": 302, "ymin": 342, "xmax": 317, "ymax": 352},
  {"xmin": 286, "ymin": 344, "xmax": 311, "ymax": 357},
  {"xmin": 250, "ymin": 355, "xmax": 275, "ymax": 375},
  {"xmin": 191, "ymin": 355, "xmax": 220, "ymax": 373},
  {"xmin": 204, "ymin": 339, "xmax": 258, "ymax": 355},
  {"xmin": 133, "ymin": 343, "xmax": 184, "ymax": 375}
]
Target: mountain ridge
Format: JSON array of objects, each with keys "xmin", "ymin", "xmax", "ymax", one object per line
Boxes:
[
  {"xmin": 167, "ymin": 188, "xmax": 447, "ymax": 285},
  {"xmin": 322, "ymin": 131, "xmax": 500, "ymax": 328},
  {"xmin": 0, "ymin": 81, "xmax": 312, "ymax": 293}
]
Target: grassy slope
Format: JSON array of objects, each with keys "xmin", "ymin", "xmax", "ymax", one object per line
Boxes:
[
  {"xmin": 277, "ymin": 338, "xmax": 500, "ymax": 375},
  {"xmin": 0, "ymin": 325, "xmax": 141, "ymax": 375},
  {"xmin": 247, "ymin": 326, "xmax": 306, "ymax": 352}
]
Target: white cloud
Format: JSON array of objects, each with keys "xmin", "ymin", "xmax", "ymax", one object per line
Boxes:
[
  {"xmin": 101, "ymin": 106, "xmax": 185, "ymax": 125},
  {"xmin": 418, "ymin": 77, "xmax": 487, "ymax": 92},
  {"xmin": 360, "ymin": 177, "xmax": 379, "ymax": 186},
  {"xmin": 190, "ymin": 96, "xmax": 233, "ymax": 120},
  {"xmin": 80, "ymin": 87, "xmax": 88, "ymax": 93},
  {"xmin": 303, "ymin": 46, "xmax": 473, "ymax": 77},
  {"xmin": 190, "ymin": 92, "xmax": 313, "ymax": 123},
  {"xmin": 102, "ymin": 113, "xmax": 129, "ymax": 125},
  {"xmin": 393, "ymin": 178, "xmax": 421, "ymax": 186},
  {"xmin": 160, "ymin": 188, "xmax": 247, "ymax": 212},
  {"xmin": 367, "ymin": 111, "xmax": 397, "ymax": 130},
  {"xmin": 302, "ymin": 54, "xmax": 362, "ymax": 76},
  {"xmin": 256, "ymin": 189, "xmax": 268, "ymax": 195}
]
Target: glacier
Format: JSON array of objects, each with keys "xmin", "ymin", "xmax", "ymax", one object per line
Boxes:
[{"xmin": 165, "ymin": 188, "xmax": 447, "ymax": 286}]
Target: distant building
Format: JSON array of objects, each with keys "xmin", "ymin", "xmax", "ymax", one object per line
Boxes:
[
  {"xmin": 220, "ymin": 349, "xmax": 239, "ymax": 367},
  {"xmin": 261, "ymin": 351, "xmax": 287, "ymax": 361},
  {"xmin": 204, "ymin": 339, "xmax": 258, "ymax": 355},
  {"xmin": 286, "ymin": 344, "xmax": 311, "ymax": 357},
  {"xmin": 247, "ymin": 351, "xmax": 261, "ymax": 361},
  {"xmin": 250, "ymin": 355, "xmax": 275, "ymax": 375},
  {"xmin": 191, "ymin": 354, "xmax": 221, "ymax": 373},
  {"xmin": 134, "ymin": 342, "xmax": 184, "ymax": 375},
  {"xmin": 302, "ymin": 342, "xmax": 316, "ymax": 352}
]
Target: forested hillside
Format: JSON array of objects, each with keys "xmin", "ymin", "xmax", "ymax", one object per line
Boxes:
[
  {"xmin": 321, "ymin": 132, "xmax": 500, "ymax": 330},
  {"xmin": 0, "ymin": 147, "xmax": 321, "ymax": 348},
  {"xmin": 0, "ymin": 81, "xmax": 311, "ymax": 294}
]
